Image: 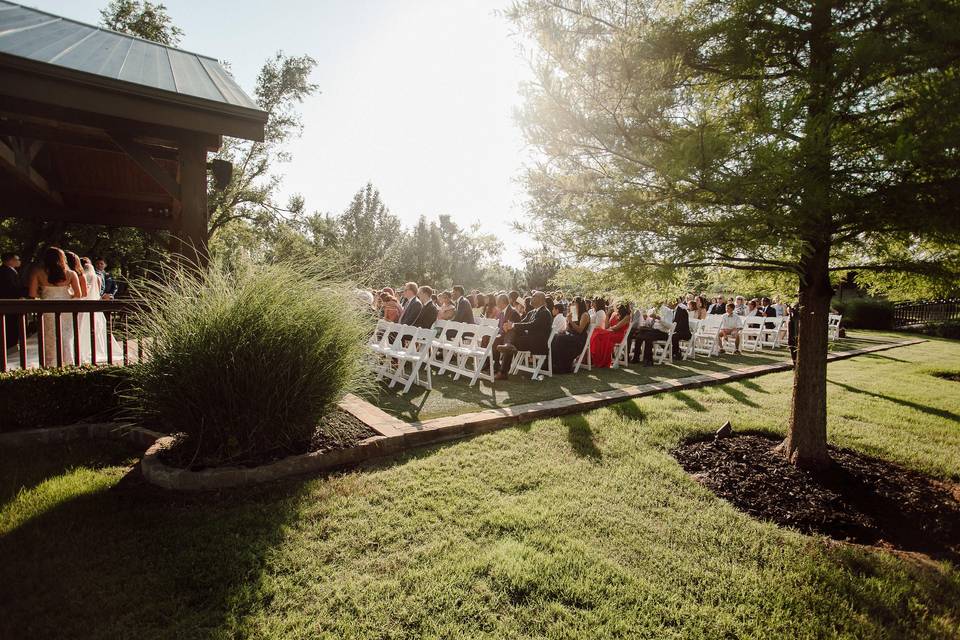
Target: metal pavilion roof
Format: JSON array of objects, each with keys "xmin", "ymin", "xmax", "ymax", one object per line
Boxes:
[{"xmin": 0, "ymin": 0, "xmax": 259, "ymax": 112}]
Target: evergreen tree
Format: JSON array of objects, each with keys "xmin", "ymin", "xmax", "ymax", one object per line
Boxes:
[{"xmin": 510, "ymin": 0, "xmax": 960, "ymax": 467}]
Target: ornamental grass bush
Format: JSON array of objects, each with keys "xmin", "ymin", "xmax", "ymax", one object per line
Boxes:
[{"xmin": 126, "ymin": 261, "xmax": 374, "ymax": 466}]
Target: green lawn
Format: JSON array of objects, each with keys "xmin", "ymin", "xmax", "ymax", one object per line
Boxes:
[
  {"xmin": 1, "ymin": 337, "xmax": 958, "ymax": 639},
  {"xmin": 371, "ymin": 331, "xmax": 901, "ymax": 421}
]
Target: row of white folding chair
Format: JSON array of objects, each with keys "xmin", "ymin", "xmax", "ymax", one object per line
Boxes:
[
  {"xmin": 511, "ymin": 328, "xmax": 558, "ymax": 381},
  {"xmin": 691, "ymin": 315, "xmax": 723, "ymax": 358},
  {"xmin": 759, "ymin": 316, "xmax": 785, "ymax": 349},
  {"xmin": 573, "ymin": 323, "xmax": 596, "ymax": 373},
  {"xmin": 439, "ymin": 322, "xmax": 499, "ymax": 386},
  {"xmin": 740, "ymin": 317, "xmax": 765, "ymax": 352},
  {"xmin": 610, "ymin": 325, "xmax": 633, "ymax": 369},
  {"xmin": 370, "ymin": 322, "xmax": 434, "ymax": 392},
  {"xmin": 429, "ymin": 320, "xmax": 472, "ymax": 374}
]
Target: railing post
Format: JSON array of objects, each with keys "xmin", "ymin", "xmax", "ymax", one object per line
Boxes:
[
  {"xmin": 37, "ymin": 312, "xmax": 46, "ymax": 368},
  {"xmin": 18, "ymin": 313, "xmax": 27, "ymax": 370},
  {"xmin": 54, "ymin": 312, "xmax": 63, "ymax": 368}
]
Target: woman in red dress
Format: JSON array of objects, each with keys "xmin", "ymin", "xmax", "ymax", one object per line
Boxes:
[{"xmin": 590, "ymin": 303, "xmax": 632, "ymax": 368}]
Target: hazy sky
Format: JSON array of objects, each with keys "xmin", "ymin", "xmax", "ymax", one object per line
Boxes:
[{"xmin": 28, "ymin": 0, "xmax": 537, "ymax": 264}]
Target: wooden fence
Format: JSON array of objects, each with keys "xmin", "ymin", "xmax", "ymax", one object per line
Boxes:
[
  {"xmin": 1, "ymin": 299, "xmax": 144, "ymax": 372},
  {"xmin": 892, "ymin": 299, "xmax": 960, "ymax": 327}
]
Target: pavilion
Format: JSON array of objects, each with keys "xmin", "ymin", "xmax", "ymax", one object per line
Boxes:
[{"xmin": 0, "ymin": 0, "xmax": 267, "ymax": 264}]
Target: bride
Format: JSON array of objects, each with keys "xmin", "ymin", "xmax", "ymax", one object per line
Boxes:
[
  {"xmin": 80, "ymin": 257, "xmax": 111, "ymax": 363},
  {"xmin": 27, "ymin": 247, "xmax": 83, "ymax": 366}
]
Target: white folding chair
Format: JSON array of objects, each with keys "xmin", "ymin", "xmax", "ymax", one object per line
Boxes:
[
  {"xmin": 511, "ymin": 328, "xmax": 557, "ymax": 380},
  {"xmin": 827, "ymin": 314, "xmax": 841, "ymax": 341},
  {"xmin": 478, "ymin": 317, "xmax": 499, "ymax": 328},
  {"xmin": 760, "ymin": 317, "xmax": 783, "ymax": 349},
  {"xmin": 375, "ymin": 323, "xmax": 415, "ymax": 382},
  {"xmin": 693, "ymin": 315, "xmax": 722, "ymax": 357},
  {"xmin": 610, "ymin": 327, "xmax": 632, "ymax": 369},
  {"xmin": 431, "ymin": 321, "xmax": 464, "ymax": 375},
  {"xmin": 573, "ymin": 323, "xmax": 595, "ymax": 373},
  {"xmin": 385, "ymin": 327, "xmax": 434, "ymax": 392},
  {"xmin": 680, "ymin": 319, "xmax": 700, "ymax": 360},
  {"xmin": 740, "ymin": 317, "xmax": 764, "ymax": 353},
  {"xmin": 448, "ymin": 324, "xmax": 498, "ymax": 386},
  {"xmin": 650, "ymin": 323, "xmax": 677, "ymax": 365}
]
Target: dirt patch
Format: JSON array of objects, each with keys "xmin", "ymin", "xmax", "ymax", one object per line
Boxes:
[
  {"xmin": 930, "ymin": 370, "xmax": 960, "ymax": 382},
  {"xmin": 673, "ymin": 434, "xmax": 960, "ymax": 561},
  {"xmin": 159, "ymin": 408, "xmax": 377, "ymax": 471}
]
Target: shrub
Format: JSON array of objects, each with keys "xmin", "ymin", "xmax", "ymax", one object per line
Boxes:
[
  {"xmin": 126, "ymin": 261, "xmax": 374, "ymax": 466},
  {"xmin": 900, "ymin": 321, "xmax": 960, "ymax": 340},
  {"xmin": 0, "ymin": 366, "xmax": 131, "ymax": 432},
  {"xmin": 833, "ymin": 298, "xmax": 895, "ymax": 330}
]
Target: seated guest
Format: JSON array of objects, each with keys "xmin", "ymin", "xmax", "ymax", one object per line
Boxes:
[
  {"xmin": 523, "ymin": 295, "xmax": 533, "ymax": 317},
  {"xmin": 379, "ymin": 292, "xmax": 402, "ymax": 322},
  {"xmin": 591, "ymin": 298, "xmax": 608, "ymax": 330},
  {"xmin": 628, "ymin": 305, "xmax": 655, "ymax": 363},
  {"xmin": 633, "ymin": 298, "xmax": 691, "ymax": 365},
  {"xmin": 759, "ymin": 296, "xmax": 777, "ymax": 317},
  {"xmin": 473, "ymin": 293, "xmax": 486, "ymax": 318},
  {"xmin": 551, "ymin": 297, "xmax": 591, "ymax": 374},
  {"xmin": 483, "ymin": 296, "xmax": 499, "ymax": 320},
  {"xmin": 718, "ymin": 303, "xmax": 743, "ymax": 354},
  {"xmin": 772, "ymin": 296, "xmax": 787, "ymax": 317},
  {"xmin": 589, "ymin": 303, "xmax": 631, "ymax": 368},
  {"xmin": 451, "ymin": 285, "xmax": 475, "ymax": 324},
  {"xmin": 551, "ymin": 302, "xmax": 567, "ymax": 334},
  {"xmin": 398, "ymin": 282, "xmax": 422, "ymax": 325},
  {"xmin": 438, "ymin": 291, "xmax": 456, "ymax": 320},
  {"xmin": 413, "ymin": 286, "xmax": 438, "ymax": 328},
  {"xmin": 495, "ymin": 293, "xmax": 521, "ymax": 334},
  {"xmin": 494, "ymin": 291, "xmax": 553, "ymax": 380},
  {"xmin": 745, "ymin": 299, "xmax": 759, "ymax": 317},
  {"xmin": 709, "ymin": 296, "xmax": 727, "ymax": 314},
  {"xmin": 733, "ymin": 295, "xmax": 747, "ymax": 316},
  {"xmin": 509, "ymin": 290, "xmax": 524, "ymax": 316}
]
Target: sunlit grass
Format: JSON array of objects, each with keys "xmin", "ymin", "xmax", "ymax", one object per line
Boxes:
[{"xmin": 0, "ymin": 338, "xmax": 958, "ymax": 639}]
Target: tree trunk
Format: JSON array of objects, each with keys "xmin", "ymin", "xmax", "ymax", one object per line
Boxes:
[{"xmin": 779, "ymin": 254, "xmax": 833, "ymax": 469}]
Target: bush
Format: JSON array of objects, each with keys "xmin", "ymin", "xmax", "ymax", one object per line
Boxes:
[
  {"xmin": 833, "ymin": 298, "xmax": 895, "ymax": 330},
  {"xmin": 127, "ymin": 261, "xmax": 373, "ymax": 466},
  {"xmin": 0, "ymin": 366, "xmax": 131, "ymax": 432},
  {"xmin": 900, "ymin": 321, "xmax": 960, "ymax": 340}
]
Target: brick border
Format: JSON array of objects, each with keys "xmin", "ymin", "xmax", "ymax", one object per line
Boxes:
[{"xmin": 6, "ymin": 338, "xmax": 923, "ymax": 491}]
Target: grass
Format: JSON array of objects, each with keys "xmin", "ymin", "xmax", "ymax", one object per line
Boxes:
[
  {"xmin": 1, "ymin": 337, "xmax": 959, "ymax": 639},
  {"xmin": 371, "ymin": 331, "xmax": 902, "ymax": 421}
]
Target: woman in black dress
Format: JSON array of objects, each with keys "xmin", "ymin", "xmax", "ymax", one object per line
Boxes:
[{"xmin": 551, "ymin": 297, "xmax": 592, "ymax": 374}]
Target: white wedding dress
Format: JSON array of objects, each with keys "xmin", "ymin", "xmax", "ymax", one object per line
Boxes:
[
  {"xmin": 79, "ymin": 268, "xmax": 113, "ymax": 364},
  {"xmin": 41, "ymin": 284, "xmax": 76, "ymax": 366}
]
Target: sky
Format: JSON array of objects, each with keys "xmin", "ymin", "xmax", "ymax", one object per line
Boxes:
[{"xmin": 28, "ymin": 0, "xmax": 538, "ymax": 265}]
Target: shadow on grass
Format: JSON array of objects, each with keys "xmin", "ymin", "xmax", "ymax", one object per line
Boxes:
[
  {"xmin": 861, "ymin": 352, "xmax": 911, "ymax": 364},
  {"xmin": 0, "ymin": 464, "xmax": 312, "ymax": 640},
  {"xmin": 560, "ymin": 414, "xmax": 602, "ymax": 461},
  {"xmin": 717, "ymin": 384, "xmax": 761, "ymax": 408},
  {"xmin": 673, "ymin": 391, "xmax": 707, "ymax": 412},
  {"xmin": 827, "ymin": 379, "xmax": 960, "ymax": 423},
  {"xmin": 608, "ymin": 400, "xmax": 647, "ymax": 422}
]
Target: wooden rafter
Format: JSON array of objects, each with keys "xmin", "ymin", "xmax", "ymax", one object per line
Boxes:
[
  {"xmin": 108, "ymin": 133, "xmax": 181, "ymax": 202},
  {"xmin": 0, "ymin": 135, "xmax": 62, "ymax": 205}
]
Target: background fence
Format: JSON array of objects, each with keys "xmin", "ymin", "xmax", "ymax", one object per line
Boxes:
[{"xmin": 892, "ymin": 299, "xmax": 960, "ymax": 327}]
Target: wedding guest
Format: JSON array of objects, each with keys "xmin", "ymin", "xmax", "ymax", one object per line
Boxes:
[
  {"xmin": 398, "ymin": 282, "xmax": 422, "ymax": 325},
  {"xmin": 718, "ymin": 303, "xmax": 743, "ymax": 354},
  {"xmin": 551, "ymin": 302, "xmax": 567, "ymax": 334},
  {"xmin": 94, "ymin": 258, "xmax": 118, "ymax": 298},
  {"xmin": 451, "ymin": 285, "xmax": 475, "ymax": 324},
  {"xmin": 1, "ymin": 252, "xmax": 25, "ymax": 348},
  {"xmin": 745, "ymin": 299, "xmax": 759, "ymax": 316},
  {"xmin": 438, "ymin": 291, "xmax": 456, "ymax": 320},
  {"xmin": 708, "ymin": 296, "xmax": 727, "ymax": 314},
  {"xmin": 589, "ymin": 302, "xmax": 631, "ymax": 368},
  {"xmin": 493, "ymin": 291, "xmax": 552, "ymax": 380},
  {"xmin": 379, "ymin": 292, "xmax": 402, "ymax": 322},
  {"xmin": 733, "ymin": 295, "xmax": 747, "ymax": 316},
  {"xmin": 591, "ymin": 298, "xmax": 608, "ymax": 330},
  {"xmin": 483, "ymin": 296, "xmax": 499, "ymax": 320},
  {"xmin": 496, "ymin": 293, "xmax": 521, "ymax": 335},
  {"xmin": 551, "ymin": 297, "xmax": 591, "ymax": 374},
  {"xmin": 413, "ymin": 286, "xmax": 438, "ymax": 329},
  {"xmin": 633, "ymin": 298, "xmax": 691, "ymax": 365}
]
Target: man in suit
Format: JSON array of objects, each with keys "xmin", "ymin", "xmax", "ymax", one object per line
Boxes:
[
  {"xmin": 413, "ymin": 286, "xmax": 438, "ymax": 329},
  {"xmin": 759, "ymin": 296, "xmax": 777, "ymax": 329},
  {"xmin": 493, "ymin": 291, "xmax": 552, "ymax": 380},
  {"xmin": 398, "ymin": 281, "xmax": 422, "ymax": 325},
  {"xmin": 451, "ymin": 285, "xmax": 475, "ymax": 324},
  {"xmin": 634, "ymin": 298, "xmax": 691, "ymax": 365},
  {"xmin": 708, "ymin": 296, "xmax": 727, "ymax": 314},
  {"xmin": 94, "ymin": 258, "xmax": 118, "ymax": 299},
  {"xmin": 1, "ymin": 253, "xmax": 24, "ymax": 348}
]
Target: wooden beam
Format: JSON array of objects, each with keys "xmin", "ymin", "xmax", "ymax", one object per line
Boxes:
[
  {"xmin": 109, "ymin": 133, "xmax": 181, "ymax": 202},
  {"xmin": 0, "ymin": 136, "xmax": 62, "ymax": 205},
  {"xmin": 0, "ymin": 118, "xmax": 179, "ymax": 160},
  {"xmin": 0, "ymin": 203, "xmax": 173, "ymax": 229},
  {"xmin": 170, "ymin": 139, "xmax": 209, "ymax": 266}
]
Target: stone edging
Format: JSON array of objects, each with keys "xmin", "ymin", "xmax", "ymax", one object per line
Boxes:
[
  {"xmin": 3, "ymin": 338, "xmax": 924, "ymax": 491},
  {"xmin": 0, "ymin": 422, "xmax": 163, "ymax": 448}
]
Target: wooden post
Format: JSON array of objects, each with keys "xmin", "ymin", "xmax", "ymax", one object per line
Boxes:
[{"xmin": 172, "ymin": 139, "xmax": 209, "ymax": 268}]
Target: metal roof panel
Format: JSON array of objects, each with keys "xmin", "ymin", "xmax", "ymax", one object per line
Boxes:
[{"xmin": 0, "ymin": 1, "xmax": 263, "ymax": 115}]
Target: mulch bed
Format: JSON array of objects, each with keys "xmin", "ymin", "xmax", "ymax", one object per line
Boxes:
[
  {"xmin": 158, "ymin": 408, "xmax": 377, "ymax": 471},
  {"xmin": 673, "ymin": 434, "xmax": 960, "ymax": 561}
]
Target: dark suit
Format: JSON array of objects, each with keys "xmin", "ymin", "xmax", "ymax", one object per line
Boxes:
[
  {"xmin": 498, "ymin": 305, "xmax": 521, "ymax": 334},
  {"xmin": 760, "ymin": 305, "xmax": 777, "ymax": 329},
  {"xmin": 636, "ymin": 306, "xmax": 691, "ymax": 364},
  {"xmin": 414, "ymin": 300, "xmax": 438, "ymax": 329},
  {"xmin": 708, "ymin": 303, "xmax": 726, "ymax": 315},
  {"xmin": 399, "ymin": 296, "xmax": 422, "ymax": 325},
  {"xmin": 97, "ymin": 270, "xmax": 118, "ymax": 297},
  {"xmin": 453, "ymin": 297, "xmax": 475, "ymax": 324},
  {"xmin": 496, "ymin": 305, "xmax": 553, "ymax": 373},
  {"xmin": 1, "ymin": 265, "xmax": 23, "ymax": 348}
]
